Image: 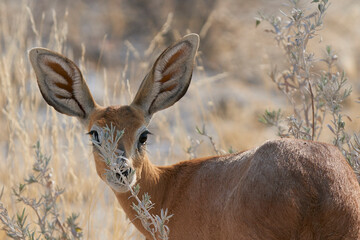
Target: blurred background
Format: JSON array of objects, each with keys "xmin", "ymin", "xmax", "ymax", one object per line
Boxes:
[{"xmin": 1, "ymin": 0, "xmax": 360, "ymax": 239}]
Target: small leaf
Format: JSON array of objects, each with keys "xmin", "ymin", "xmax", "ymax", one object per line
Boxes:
[
  {"xmin": 255, "ymin": 19, "xmax": 261, "ymax": 27},
  {"xmin": 258, "ymin": 116, "xmax": 267, "ymax": 124},
  {"xmin": 228, "ymin": 146, "xmax": 234, "ymax": 154},
  {"xmin": 133, "ymin": 184, "xmax": 140, "ymax": 196},
  {"xmin": 19, "ymin": 183, "xmax": 26, "ymax": 193},
  {"xmin": 17, "ymin": 208, "xmax": 27, "ymax": 228},
  {"xmin": 327, "ymin": 124, "xmax": 335, "ymax": 134},
  {"xmin": 326, "ymin": 45, "xmax": 331, "ymax": 55},
  {"xmin": 338, "ymin": 121, "xmax": 345, "ymax": 129},
  {"xmin": 195, "ymin": 126, "xmax": 201, "ymax": 134}
]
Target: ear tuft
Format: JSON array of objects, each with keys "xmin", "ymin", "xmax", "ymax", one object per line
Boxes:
[{"xmin": 29, "ymin": 48, "xmax": 96, "ymax": 120}]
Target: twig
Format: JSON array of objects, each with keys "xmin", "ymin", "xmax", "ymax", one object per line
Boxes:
[
  {"xmin": 196, "ymin": 125, "xmax": 222, "ymax": 155},
  {"xmin": 308, "ymin": 80, "xmax": 315, "ymax": 140}
]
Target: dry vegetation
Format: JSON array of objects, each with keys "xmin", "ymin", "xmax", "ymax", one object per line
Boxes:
[{"xmin": 0, "ymin": 0, "xmax": 360, "ymax": 239}]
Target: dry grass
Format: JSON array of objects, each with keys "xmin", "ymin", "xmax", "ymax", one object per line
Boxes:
[{"xmin": 0, "ymin": 0, "xmax": 360, "ymax": 239}]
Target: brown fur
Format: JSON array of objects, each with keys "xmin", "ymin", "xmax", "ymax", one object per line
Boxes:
[
  {"xmin": 87, "ymin": 104, "xmax": 360, "ymax": 239},
  {"xmin": 29, "ymin": 34, "xmax": 360, "ymax": 239},
  {"xmin": 87, "ymin": 106, "xmax": 360, "ymax": 239}
]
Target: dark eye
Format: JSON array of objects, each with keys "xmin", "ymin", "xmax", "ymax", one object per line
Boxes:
[
  {"xmin": 88, "ymin": 130, "xmax": 100, "ymax": 144},
  {"xmin": 138, "ymin": 131, "xmax": 151, "ymax": 149},
  {"xmin": 139, "ymin": 131, "xmax": 149, "ymax": 145}
]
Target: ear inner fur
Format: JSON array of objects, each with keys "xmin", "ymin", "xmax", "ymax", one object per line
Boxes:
[
  {"xmin": 47, "ymin": 61, "xmax": 74, "ymax": 94},
  {"xmin": 160, "ymin": 42, "xmax": 189, "ymax": 75},
  {"xmin": 29, "ymin": 48, "xmax": 96, "ymax": 120},
  {"xmin": 44, "ymin": 60, "xmax": 87, "ymax": 117},
  {"xmin": 39, "ymin": 54, "xmax": 87, "ymax": 118}
]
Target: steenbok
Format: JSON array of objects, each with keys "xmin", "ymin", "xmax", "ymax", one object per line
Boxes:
[{"xmin": 29, "ymin": 34, "xmax": 360, "ymax": 239}]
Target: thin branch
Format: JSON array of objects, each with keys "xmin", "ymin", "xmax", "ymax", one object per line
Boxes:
[{"xmin": 308, "ymin": 80, "xmax": 315, "ymax": 140}]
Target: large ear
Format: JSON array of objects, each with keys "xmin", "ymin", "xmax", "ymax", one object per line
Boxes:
[
  {"xmin": 28, "ymin": 48, "xmax": 96, "ymax": 121},
  {"xmin": 131, "ymin": 33, "xmax": 199, "ymax": 120}
]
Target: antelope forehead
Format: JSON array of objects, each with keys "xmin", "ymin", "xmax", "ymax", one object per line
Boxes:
[
  {"xmin": 91, "ymin": 106, "xmax": 143, "ymax": 130},
  {"xmin": 113, "ymin": 105, "xmax": 145, "ymax": 126}
]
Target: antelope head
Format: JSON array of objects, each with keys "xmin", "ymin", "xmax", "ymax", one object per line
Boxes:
[{"xmin": 29, "ymin": 34, "xmax": 199, "ymax": 193}]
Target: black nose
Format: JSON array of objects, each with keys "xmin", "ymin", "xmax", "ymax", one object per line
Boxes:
[
  {"xmin": 116, "ymin": 173, "xmax": 121, "ymax": 179},
  {"xmin": 116, "ymin": 169, "xmax": 130, "ymax": 182}
]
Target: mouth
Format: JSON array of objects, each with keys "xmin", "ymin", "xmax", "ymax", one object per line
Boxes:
[{"xmin": 105, "ymin": 165, "xmax": 136, "ymax": 193}]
